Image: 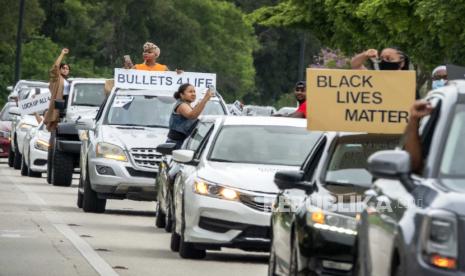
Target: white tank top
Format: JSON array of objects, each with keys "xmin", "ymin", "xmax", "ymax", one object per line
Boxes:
[{"xmin": 63, "ymin": 79, "xmax": 70, "ymax": 96}]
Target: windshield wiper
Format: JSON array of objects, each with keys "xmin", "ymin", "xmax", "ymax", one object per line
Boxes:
[
  {"xmin": 209, "ymin": 158, "xmax": 235, "ymax": 163},
  {"xmin": 74, "ymin": 103, "xmax": 99, "ymax": 107},
  {"xmin": 114, "ymin": 124, "xmax": 145, "ymax": 130}
]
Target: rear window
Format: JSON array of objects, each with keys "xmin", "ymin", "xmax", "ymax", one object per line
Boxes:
[{"xmin": 71, "ymin": 83, "xmax": 106, "ymax": 107}]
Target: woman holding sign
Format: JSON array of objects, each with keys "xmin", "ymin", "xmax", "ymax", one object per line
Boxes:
[
  {"xmin": 166, "ymin": 84, "xmax": 213, "ymax": 149},
  {"xmin": 351, "ymin": 47, "xmax": 410, "ymax": 71},
  {"xmin": 44, "ymin": 48, "xmax": 71, "ymax": 132}
]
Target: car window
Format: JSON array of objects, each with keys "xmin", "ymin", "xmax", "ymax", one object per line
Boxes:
[
  {"xmin": 105, "ymin": 95, "xmax": 175, "ymax": 127},
  {"xmin": 209, "ymin": 125, "xmax": 320, "ymax": 166},
  {"xmin": 440, "ymin": 104, "xmax": 465, "ymax": 178},
  {"xmin": 203, "ymin": 101, "xmax": 227, "ymax": 115},
  {"xmin": 325, "ymin": 135, "xmax": 400, "ymax": 187},
  {"xmin": 0, "ymin": 104, "xmax": 13, "ymax": 121},
  {"xmin": 302, "ymin": 137, "xmax": 327, "ymax": 181},
  {"xmin": 419, "ymin": 98, "xmax": 442, "ymax": 161},
  {"xmin": 185, "ymin": 122, "xmax": 214, "ymax": 152},
  {"xmin": 71, "ymin": 83, "xmax": 106, "ymax": 107}
]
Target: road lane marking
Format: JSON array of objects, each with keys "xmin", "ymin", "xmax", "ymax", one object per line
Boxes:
[{"xmin": 9, "ymin": 176, "xmax": 119, "ymax": 276}]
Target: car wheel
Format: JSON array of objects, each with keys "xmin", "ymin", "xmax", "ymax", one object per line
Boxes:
[
  {"xmin": 391, "ymin": 252, "xmax": 405, "ymax": 276},
  {"xmin": 170, "ymin": 229, "xmax": 181, "ymax": 252},
  {"xmin": 179, "ymin": 236, "xmax": 206, "ymax": 259},
  {"xmin": 76, "ymin": 174, "xmax": 84, "ymax": 208},
  {"xmin": 155, "ymin": 202, "xmax": 166, "ymax": 228},
  {"xmin": 20, "ymin": 153, "xmax": 28, "ymax": 176},
  {"xmin": 268, "ymin": 244, "xmax": 278, "ymax": 276},
  {"xmin": 8, "ymin": 145, "xmax": 14, "ymax": 167},
  {"xmin": 51, "ymin": 146, "xmax": 74, "ymax": 187},
  {"xmin": 13, "ymin": 140, "xmax": 22, "ymax": 170},
  {"xmin": 164, "ymin": 194, "xmax": 173, "ymax": 232},
  {"xmin": 46, "ymin": 142, "xmax": 53, "ymax": 184},
  {"xmin": 82, "ymin": 165, "xmax": 106, "ymax": 213}
]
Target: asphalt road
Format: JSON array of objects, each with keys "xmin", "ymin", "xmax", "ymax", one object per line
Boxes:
[{"xmin": 0, "ymin": 160, "xmax": 268, "ymax": 276}]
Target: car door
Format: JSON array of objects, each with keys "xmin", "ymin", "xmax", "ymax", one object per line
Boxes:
[
  {"xmin": 273, "ymin": 135, "xmax": 327, "ymax": 274},
  {"xmin": 173, "ymin": 121, "xmax": 215, "ymax": 235},
  {"xmin": 366, "ymin": 97, "xmax": 442, "ymax": 276}
]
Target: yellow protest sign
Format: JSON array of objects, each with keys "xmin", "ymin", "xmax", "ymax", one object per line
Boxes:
[{"xmin": 306, "ymin": 69, "xmax": 416, "ymax": 134}]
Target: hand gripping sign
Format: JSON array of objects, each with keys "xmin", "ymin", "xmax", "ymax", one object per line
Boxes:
[
  {"xmin": 18, "ymin": 92, "xmax": 51, "ymax": 116},
  {"xmin": 114, "ymin": 68, "xmax": 216, "ymax": 92},
  {"xmin": 306, "ymin": 69, "xmax": 416, "ymax": 134}
]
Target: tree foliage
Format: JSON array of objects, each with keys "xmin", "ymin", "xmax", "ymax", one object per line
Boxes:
[{"xmin": 251, "ymin": 0, "xmax": 465, "ymax": 82}]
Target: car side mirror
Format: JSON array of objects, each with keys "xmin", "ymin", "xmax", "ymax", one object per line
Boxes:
[
  {"xmin": 368, "ymin": 150, "xmax": 411, "ymax": 178},
  {"xmin": 156, "ymin": 143, "xmax": 177, "ymax": 156},
  {"xmin": 54, "ymin": 99, "xmax": 66, "ymax": 110},
  {"xmin": 75, "ymin": 117, "xmax": 95, "ymax": 130},
  {"xmin": 9, "ymin": 106, "xmax": 21, "ymax": 116},
  {"xmin": 172, "ymin": 149, "xmax": 197, "ymax": 165},
  {"xmin": 274, "ymin": 170, "xmax": 313, "ymax": 192}
]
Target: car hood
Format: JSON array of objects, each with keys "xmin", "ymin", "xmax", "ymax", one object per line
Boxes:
[
  {"xmin": 100, "ymin": 125, "xmax": 168, "ymax": 150},
  {"xmin": 423, "ymin": 179, "xmax": 465, "ymax": 215},
  {"xmin": 66, "ymin": 106, "xmax": 99, "ymax": 121},
  {"xmin": 198, "ymin": 161, "xmax": 299, "ymax": 194}
]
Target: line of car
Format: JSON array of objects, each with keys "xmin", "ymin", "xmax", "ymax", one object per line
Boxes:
[{"xmin": 2, "ymin": 79, "xmax": 465, "ymax": 276}]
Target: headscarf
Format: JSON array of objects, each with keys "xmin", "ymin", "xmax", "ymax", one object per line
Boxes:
[
  {"xmin": 432, "ymin": 65, "xmax": 447, "ymax": 77},
  {"xmin": 143, "ymin": 42, "xmax": 161, "ymax": 58}
]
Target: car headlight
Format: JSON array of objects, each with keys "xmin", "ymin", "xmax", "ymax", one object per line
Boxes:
[
  {"xmin": 306, "ymin": 208, "xmax": 357, "ymax": 236},
  {"xmin": 34, "ymin": 139, "xmax": 49, "ymax": 151},
  {"xmin": 420, "ymin": 210, "xmax": 458, "ymax": 270},
  {"xmin": 19, "ymin": 123, "xmax": 34, "ymax": 131},
  {"xmin": 96, "ymin": 142, "xmax": 127, "ymax": 162},
  {"xmin": 193, "ymin": 179, "xmax": 239, "ymax": 201}
]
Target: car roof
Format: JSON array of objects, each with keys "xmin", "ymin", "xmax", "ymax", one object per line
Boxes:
[
  {"xmin": 15, "ymin": 80, "xmax": 48, "ymax": 87},
  {"xmin": 221, "ymin": 116, "xmax": 308, "ymax": 127},
  {"xmin": 70, "ymin": 78, "xmax": 107, "ymax": 84}
]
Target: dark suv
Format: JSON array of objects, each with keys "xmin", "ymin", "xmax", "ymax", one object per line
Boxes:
[{"xmin": 359, "ymin": 80, "xmax": 465, "ymax": 276}]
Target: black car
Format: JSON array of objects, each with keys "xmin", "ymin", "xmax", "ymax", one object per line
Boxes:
[
  {"xmin": 155, "ymin": 116, "xmax": 217, "ymax": 233},
  {"xmin": 359, "ymin": 81, "xmax": 465, "ymax": 276},
  {"xmin": 270, "ymin": 132, "xmax": 400, "ymax": 275}
]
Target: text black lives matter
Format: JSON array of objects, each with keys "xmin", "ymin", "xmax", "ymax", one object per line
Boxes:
[{"xmin": 317, "ymin": 75, "xmax": 409, "ymax": 123}]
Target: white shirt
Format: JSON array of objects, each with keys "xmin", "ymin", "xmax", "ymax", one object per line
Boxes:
[{"xmin": 63, "ymin": 79, "xmax": 70, "ymax": 96}]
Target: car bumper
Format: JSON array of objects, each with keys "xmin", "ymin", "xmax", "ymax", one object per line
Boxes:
[
  {"xmin": 402, "ymin": 252, "xmax": 465, "ymax": 276},
  {"xmin": 0, "ymin": 137, "xmax": 10, "ymax": 157},
  {"xmin": 299, "ymin": 223, "xmax": 356, "ymax": 275},
  {"xmin": 183, "ymin": 188, "xmax": 271, "ymax": 251},
  {"xmin": 88, "ymin": 157, "xmax": 157, "ymax": 201},
  {"xmin": 29, "ymin": 147, "xmax": 48, "ymax": 172}
]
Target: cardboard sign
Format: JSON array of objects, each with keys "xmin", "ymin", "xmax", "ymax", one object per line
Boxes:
[
  {"xmin": 18, "ymin": 92, "xmax": 51, "ymax": 115},
  {"xmin": 114, "ymin": 68, "xmax": 216, "ymax": 91},
  {"xmin": 307, "ymin": 69, "xmax": 416, "ymax": 134}
]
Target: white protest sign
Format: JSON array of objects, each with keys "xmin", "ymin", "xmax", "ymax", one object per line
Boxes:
[
  {"xmin": 18, "ymin": 93, "xmax": 51, "ymax": 115},
  {"xmin": 114, "ymin": 68, "xmax": 216, "ymax": 92}
]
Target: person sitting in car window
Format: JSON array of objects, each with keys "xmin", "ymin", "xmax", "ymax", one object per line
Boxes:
[{"xmin": 166, "ymin": 84, "xmax": 213, "ymax": 149}]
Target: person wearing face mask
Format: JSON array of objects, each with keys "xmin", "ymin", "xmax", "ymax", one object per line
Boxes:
[
  {"xmin": 431, "ymin": 65, "xmax": 448, "ymax": 89},
  {"xmin": 123, "ymin": 41, "xmax": 183, "ymax": 74},
  {"xmin": 351, "ymin": 47, "xmax": 410, "ymax": 71}
]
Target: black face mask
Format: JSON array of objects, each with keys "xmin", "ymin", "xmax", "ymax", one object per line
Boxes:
[{"xmin": 379, "ymin": 60, "xmax": 402, "ymax": 70}]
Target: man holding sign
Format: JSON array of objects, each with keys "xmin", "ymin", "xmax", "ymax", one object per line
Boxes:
[{"xmin": 306, "ymin": 68, "xmax": 416, "ymax": 134}]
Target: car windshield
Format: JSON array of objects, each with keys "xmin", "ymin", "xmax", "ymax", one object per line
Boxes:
[
  {"xmin": 203, "ymin": 101, "xmax": 226, "ymax": 115},
  {"xmin": 105, "ymin": 94, "xmax": 175, "ymax": 127},
  {"xmin": 0, "ymin": 104, "xmax": 13, "ymax": 121},
  {"xmin": 440, "ymin": 105, "xmax": 465, "ymax": 180},
  {"xmin": 325, "ymin": 135, "xmax": 400, "ymax": 187},
  {"xmin": 71, "ymin": 83, "xmax": 106, "ymax": 107},
  {"xmin": 209, "ymin": 125, "xmax": 321, "ymax": 166}
]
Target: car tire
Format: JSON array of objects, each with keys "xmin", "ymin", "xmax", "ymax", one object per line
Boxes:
[
  {"xmin": 268, "ymin": 244, "xmax": 278, "ymax": 276},
  {"xmin": 8, "ymin": 145, "xmax": 14, "ymax": 167},
  {"xmin": 20, "ymin": 154, "xmax": 28, "ymax": 176},
  {"xmin": 77, "ymin": 174, "xmax": 84, "ymax": 208},
  {"xmin": 170, "ymin": 230, "xmax": 181, "ymax": 252},
  {"xmin": 179, "ymin": 236, "xmax": 206, "ymax": 259},
  {"xmin": 46, "ymin": 142, "xmax": 53, "ymax": 184},
  {"xmin": 13, "ymin": 140, "xmax": 22, "ymax": 170},
  {"xmin": 82, "ymin": 166, "xmax": 106, "ymax": 213},
  {"xmin": 391, "ymin": 252, "xmax": 405, "ymax": 276},
  {"xmin": 51, "ymin": 146, "xmax": 74, "ymax": 187},
  {"xmin": 155, "ymin": 203, "xmax": 166, "ymax": 228},
  {"xmin": 164, "ymin": 195, "xmax": 173, "ymax": 232}
]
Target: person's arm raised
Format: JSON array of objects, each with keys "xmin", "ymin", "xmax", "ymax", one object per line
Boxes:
[
  {"xmin": 177, "ymin": 91, "xmax": 213, "ymax": 120},
  {"xmin": 351, "ymin": 49, "xmax": 377, "ymax": 70}
]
